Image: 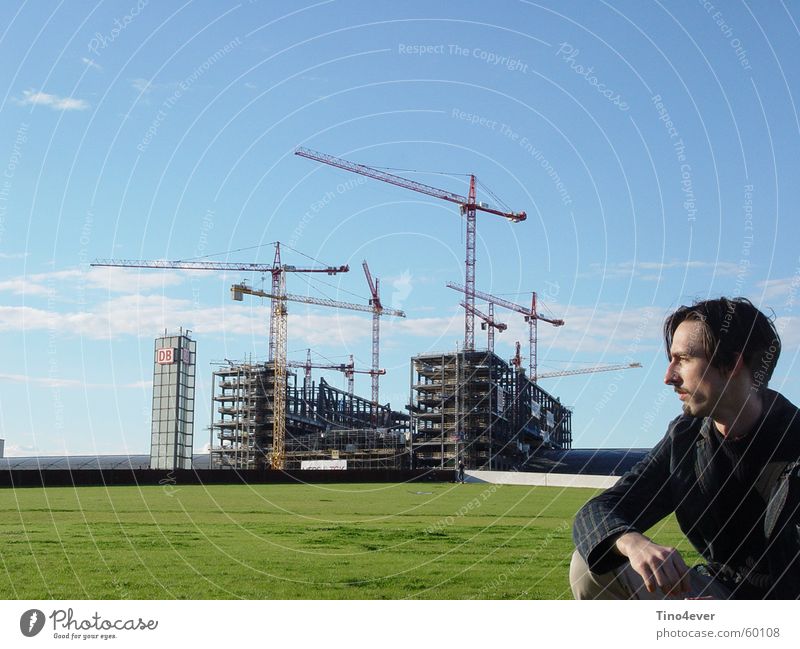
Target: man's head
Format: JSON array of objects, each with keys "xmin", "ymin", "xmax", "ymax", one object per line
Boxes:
[{"xmin": 663, "ymin": 298, "xmax": 780, "ymax": 417}]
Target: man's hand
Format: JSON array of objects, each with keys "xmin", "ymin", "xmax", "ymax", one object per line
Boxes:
[{"xmin": 615, "ymin": 532, "xmax": 691, "ymax": 596}]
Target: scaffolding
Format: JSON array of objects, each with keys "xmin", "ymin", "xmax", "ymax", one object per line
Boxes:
[
  {"xmin": 409, "ymin": 350, "xmax": 571, "ymax": 471},
  {"xmin": 210, "ymin": 360, "xmax": 409, "ymax": 470}
]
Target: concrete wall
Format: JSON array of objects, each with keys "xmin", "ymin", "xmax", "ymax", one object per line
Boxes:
[{"xmin": 466, "ymin": 469, "xmax": 619, "ymax": 489}]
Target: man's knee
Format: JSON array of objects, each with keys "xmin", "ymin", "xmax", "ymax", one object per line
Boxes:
[
  {"xmin": 570, "ymin": 550, "xmax": 599, "ymax": 599},
  {"xmin": 570, "ymin": 549, "xmax": 629, "ymax": 600}
]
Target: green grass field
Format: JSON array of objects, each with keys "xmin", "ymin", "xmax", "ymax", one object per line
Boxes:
[{"xmin": 0, "ymin": 482, "xmax": 699, "ymax": 599}]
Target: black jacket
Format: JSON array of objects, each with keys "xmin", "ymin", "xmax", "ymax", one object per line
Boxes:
[{"xmin": 573, "ymin": 389, "xmax": 800, "ymax": 599}]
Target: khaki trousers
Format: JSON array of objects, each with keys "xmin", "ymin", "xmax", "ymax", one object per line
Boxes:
[{"xmin": 570, "ymin": 550, "xmax": 732, "ymax": 600}]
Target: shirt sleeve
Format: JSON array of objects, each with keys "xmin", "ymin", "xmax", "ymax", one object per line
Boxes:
[{"xmin": 573, "ymin": 424, "xmax": 678, "ymax": 574}]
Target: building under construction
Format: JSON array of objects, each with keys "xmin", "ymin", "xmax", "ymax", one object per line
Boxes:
[
  {"xmin": 210, "ymin": 360, "xmax": 409, "ymax": 470},
  {"xmin": 409, "ymin": 350, "xmax": 571, "ymax": 471}
]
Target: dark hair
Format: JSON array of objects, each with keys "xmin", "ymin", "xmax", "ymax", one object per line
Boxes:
[{"xmin": 664, "ymin": 297, "xmax": 781, "ymax": 390}]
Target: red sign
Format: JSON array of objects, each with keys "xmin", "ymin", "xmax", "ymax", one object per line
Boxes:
[{"xmin": 156, "ymin": 348, "xmax": 175, "ymax": 364}]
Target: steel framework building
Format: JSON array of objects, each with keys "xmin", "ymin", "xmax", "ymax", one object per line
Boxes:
[
  {"xmin": 210, "ymin": 360, "xmax": 409, "ymax": 470},
  {"xmin": 409, "ymin": 350, "xmax": 571, "ymax": 471}
]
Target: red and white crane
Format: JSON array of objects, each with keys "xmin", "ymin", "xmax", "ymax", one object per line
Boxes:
[
  {"xmin": 447, "ymin": 282, "xmax": 564, "ymax": 383},
  {"xmin": 361, "ymin": 260, "xmax": 394, "ymax": 405},
  {"xmin": 295, "ymin": 146, "xmax": 526, "ymax": 352}
]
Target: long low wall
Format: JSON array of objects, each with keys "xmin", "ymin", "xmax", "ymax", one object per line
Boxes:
[
  {"xmin": 0, "ymin": 468, "xmax": 453, "ymax": 488},
  {"xmin": 466, "ymin": 470, "xmax": 619, "ymax": 489},
  {"xmin": 0, "ymin": 468, "xmax": 619, "ymax": 489}
]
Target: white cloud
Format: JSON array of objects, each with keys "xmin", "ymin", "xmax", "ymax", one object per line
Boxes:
[
  {"xmin": 0, "ymin": 266, "xmax": 187, "ymax": 296},
  {"xmin": 0, "ymin": 373, "xmax": 146, "ymax": 389},
  {"xmin": 16, "ymin": 89, "xmax": 89, "ymax": 111},
  {"xmin": 81, "ymin": 57, "xmax": 102, "ymax": 71},
  {"xmin": 757, "ymin": 277, "xmax": 800, "ymax": 303},
  {"xmin": 589, "ymin": 260, "xmax": 741, "ymax": 280},
  {"xmin": 0, "ymin": 252, "xmax": 29, "ymax": 260},
  {"xmin": 2, "ymin": 443, "xmax": 41, "ymax": 457},
  {"xmin": 131, "ymin": 78, "xmax": 153, "ymax": 94}
]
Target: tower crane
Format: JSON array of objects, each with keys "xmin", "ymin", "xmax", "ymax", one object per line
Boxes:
[
  {"xmin": 231, "ymin": 281, "xmax": 404, "ymax": 459},
  {"xmin": 447, "ymin": 282, "xmax": 564, "ymax": 383},
  {"xmin": 92, "ymin": 244, "xmax": 348, "ymax": 471},
  {"xmin": 288, "ymin": 350, "xmax": 385, "ymax": 395},
  {"xmin": 361, "ymin": 260, "xmax": 394, "ymax": 405},
  {"xmin": 460, "ymin": 301, "xmax": 507, "ymax": 354},
  {"xmin": 537, "ymin": 362, "xmax": 642, "ymax": 379},
  {"xmin": 295, "ymin": 146, "xmax": 526, "ymax": 352}
]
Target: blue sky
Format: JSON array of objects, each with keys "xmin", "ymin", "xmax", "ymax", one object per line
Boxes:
[{"xmin": 0, "ymin": 0, "xmax": 798, "ymax": 456}]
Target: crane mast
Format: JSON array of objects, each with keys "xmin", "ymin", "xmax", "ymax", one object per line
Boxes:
[
  {"xmin": 295, "ymin": 146, "xmax": 525, "ymax": 351},
  {"xmin": 362, "ymin": 260, "xmax": 383, "ymax": 405}
]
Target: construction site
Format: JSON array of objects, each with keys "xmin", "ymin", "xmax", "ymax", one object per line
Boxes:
[
  {"xmin": 210, "ymin": 360, "xmax": 409, "ymax": 470},
  {"xmin": 90, "ymin": 147, "xmax": 640, "ymax": 474}
]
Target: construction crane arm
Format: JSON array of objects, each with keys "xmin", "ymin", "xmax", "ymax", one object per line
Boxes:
[
  {"xmin": 447, "ymin": 282, "xmax": 564, "ymax": 325},
  {"xmin": 537, "ymin": 362, "xmax": 642, "ymax": 379},
  {"xmin": 231, "ymin": 284, "xmax": 406, "ymax": 317},
  {"xmin": 362, "ymin": 260, "xmax": 381, "ymax": 310},
  {"xmin": 297, "ymin": 147, "xmax": 467, "ymax": 205},
  {"xmin": 93, "ymin": 259, "xmax": 277, "ymax": 272},
  {"xmin": 460, "ymin": 301, "xmax": 507, "ymax": 331},
  {"xmin": 295, "ymin": 147, "xmax": 526, "ymax": 222},
  {"xmin": 92, "ymin": 258, "xmax": 349, "ymax": 274},
  {"xmin": 287, "ymin": 360, "xmax": 386, "ymax": 375}
]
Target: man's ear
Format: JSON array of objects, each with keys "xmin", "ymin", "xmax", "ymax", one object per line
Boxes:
[{"xmin": 730, "ymin": 353, "xmax": 746, "ymax": 378}]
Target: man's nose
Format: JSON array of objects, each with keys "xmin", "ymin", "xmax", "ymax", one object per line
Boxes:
[{"xmin": 664, "ymin": 361, "xmax": 680, "ymax": 385}]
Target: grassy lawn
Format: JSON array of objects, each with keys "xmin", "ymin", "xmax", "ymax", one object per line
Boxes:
[{"xmin": 0, "ymin": 482, "xmax": 699, "ymax": 599}]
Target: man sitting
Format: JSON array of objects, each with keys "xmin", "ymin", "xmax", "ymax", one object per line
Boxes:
[{"xmin": 570, "ymin": 297, "xmax": 800, "ymax": 599}]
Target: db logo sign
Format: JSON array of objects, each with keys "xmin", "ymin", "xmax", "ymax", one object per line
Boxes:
[
  {"xmin": 20, "ymin": 609, "xmax": 45, "ymax": 637},
  {"xmin": 156, "ymin": 348, "xmax": 175, "ymax": 365}
]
